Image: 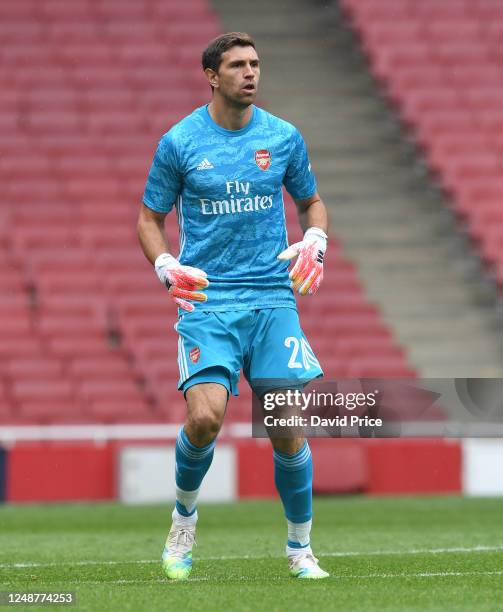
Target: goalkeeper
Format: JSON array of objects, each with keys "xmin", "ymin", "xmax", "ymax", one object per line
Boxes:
[{"xmin": 137, "ymin": 32, "xmax": 329, "ymax": 581}]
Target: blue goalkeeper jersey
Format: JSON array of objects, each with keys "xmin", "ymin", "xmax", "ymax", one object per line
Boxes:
[{"xmin": 143, "ymin": 104, "xmax": 317, "ymax": 311}]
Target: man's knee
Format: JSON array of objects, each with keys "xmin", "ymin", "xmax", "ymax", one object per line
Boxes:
[
  {"xmin": 271, "ymin": 437, "xmax": 306, "ymax": 456},
  {"xmin": 187, "ymin": 406, "xmax": 221, "ymax": 439},
  {"xmin": 185, "ymin": 383, "xmax": 227, "ymax": 446}
]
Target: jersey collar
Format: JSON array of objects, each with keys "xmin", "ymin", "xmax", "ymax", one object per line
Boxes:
[{"xmin": 202, "ymin": 104, "xmax": 257, "ymax": 136}]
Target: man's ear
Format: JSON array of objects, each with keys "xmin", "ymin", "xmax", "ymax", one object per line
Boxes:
[{"xmin": 204, "ymin": 68, "xmax": 219, "ymax": 89}]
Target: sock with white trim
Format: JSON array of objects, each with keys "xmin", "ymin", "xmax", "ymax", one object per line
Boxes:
[
  {"xmin": 273, "ymin": 441, "xmax": 313, "ymax": 551},
  {"xmin": 172, "ymin": 507, "xmax": 198, "ymax": 527},
  {"xmin": 286, "ymin": 519, "xmax": 312, "ymax": 554},
  {"xmin": 174, "ymin": 427, "xmax": 215, "ymax": 517}
]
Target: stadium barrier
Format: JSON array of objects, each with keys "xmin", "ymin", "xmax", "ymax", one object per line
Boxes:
[{"xmin": 1, "ymin": 427, "xmax": 492, "ymax": 502}]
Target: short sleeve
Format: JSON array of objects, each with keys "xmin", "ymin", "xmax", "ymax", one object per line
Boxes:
[
  {"xmin": 282, "ymin": 128, "xmax": 317, "ymax": 200},
  {"xmin": 142, "ymin": 133, "xmax": 182, "ymax": 213}
]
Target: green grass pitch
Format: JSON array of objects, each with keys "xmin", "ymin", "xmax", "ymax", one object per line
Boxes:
[{"xmin": 1, "ymin": 496, "xmax": 502, "ymax": 611}]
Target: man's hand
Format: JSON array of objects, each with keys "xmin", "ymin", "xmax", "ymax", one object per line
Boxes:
[
  {"xmin": 277, "ymin": 227, "xmax": 327, "ymax": 296},
  {"xmin": 155, "ymin": 253, "xmax": 209, "ymax": 312}
]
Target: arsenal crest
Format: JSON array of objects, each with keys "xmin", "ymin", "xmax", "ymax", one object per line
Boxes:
[
  {"xmin": 189, "ymin": 347, "xmax": 201, "ymax": 364},
  {"xmin": 255, "ymin": 149, "xmax": 271, "ymax": 171}
]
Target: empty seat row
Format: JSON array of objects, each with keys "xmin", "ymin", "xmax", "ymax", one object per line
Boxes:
[{"xmin": 342, "ymin": 0, "xmax": 503, "ymax": 285}]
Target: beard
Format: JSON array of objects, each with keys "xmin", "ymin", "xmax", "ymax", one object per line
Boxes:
[{"xmin": 220, "ymin": 87, "xmax": 256, "ymax": 109}]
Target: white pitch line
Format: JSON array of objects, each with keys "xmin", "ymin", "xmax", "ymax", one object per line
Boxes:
[
  {"xmin": 322, "ymin": 544, "xmax": 503, "ymax": 558},
  {"xmin": 1, "ymin": 544, "xmax": 503, "ymax": 570}
]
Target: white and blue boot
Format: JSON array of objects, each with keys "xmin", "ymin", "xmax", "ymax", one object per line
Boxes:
[
  {"xmin": 288, "ymin": 548, "xmax": 329, "ymax": 579},
  {"xmin": 161, "ymin": 510, "xmax": 197, "ymax": 581}
]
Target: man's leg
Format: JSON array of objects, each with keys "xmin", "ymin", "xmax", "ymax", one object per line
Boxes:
[
  {"xmin": 245, "ymin": 308, "xmax": 327, "ymax": 577},
  {"xmin": 268, "ymin": 416, "xmax": 329, "ymax": 579},
  {"xmin": 269, "ymin": 435, "xmax": 326, "ymax": 578},
  {"xmin": 175, "ymin": 381, "xmax": 228, "ymax": 516},
  {"xmin": 162, "ymin": 381, "xmax": 228, "ymax": 580},
  {"xmin": 270, "ymin": 435, "xmax": 313, "ymax": 546}
]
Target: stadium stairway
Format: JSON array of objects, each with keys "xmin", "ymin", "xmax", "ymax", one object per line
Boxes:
[{"xmin": 211, "ymin": 0, "xmax": 503, "ymax": 377}]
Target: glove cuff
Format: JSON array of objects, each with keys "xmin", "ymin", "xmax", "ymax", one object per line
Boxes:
[
  {"xmin": 304, "ymin": 227, "xmax": 328, "ymax": 251},
  {"xmin": 154, "ymin": 252, "xmax": 178, "ymax": 284},
  {"xmin": 304, "ymin": 227, "xmax": 327, "ymax": 240}
]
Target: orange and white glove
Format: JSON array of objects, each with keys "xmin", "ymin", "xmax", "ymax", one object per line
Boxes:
[
  {"xmin": 154, "ymin": 253, "xmax": 209, "ymax": 312},
  {"xmin": 277, "ymin": 227, "xmax": 327, "ymax": 296}
]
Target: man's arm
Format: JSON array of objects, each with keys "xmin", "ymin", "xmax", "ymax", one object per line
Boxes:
[
  {"xmin": 294, "ymin": 191, "xmax": 329, "ymax": 235},
  {"xmin": 137, "ymin": 203, "xmax": 208, "ymax": 311},
  {"xmin": 137, "ymin": 203, "xmax": 171, "ymax": 265},
  {"xmin": 278, "ymin": 191, "xmax": 329, "ymax": 296}
]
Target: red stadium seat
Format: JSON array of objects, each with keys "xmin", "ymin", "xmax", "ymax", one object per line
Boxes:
[
  {"xmin": 0, "ymin": 314, "xmax": 32, "ymax": 338},
  {"xmin": 341, "ymin": 0, "xmax": 411, "ymax": 28},
  {"xmin": 0, "ymin": 153, "xmax": 53, "ymax": 180},
  {"xmin": 0, "ymin": 338, "xmax": 44, "ymax": 358},
  {"xmin": 9, "ymin": 205, "xmax": 74, "ymax": 225},
  {"xmin": 425, "ymin": 21, "xmax": 481, "ymax": 44},
  {"xmin": 400, "ymin": 89, "xmax": 464, "ymax": 126},
  {"xmin": 16, "ymin": 401, "xmax": 87, "ymax": 424},
  {"xmin": 410, "ymin": 0, "xmax": 471, "ymax": 19},
  {"xmin": 0, "ymin": 294, "xmax": 32, "ymax": 314},
  {"xmin": 371, "ymin": 44, "xmax": 432, "ymax": 83},
  {"xmin": 0, "ymin": 2, "xmax": 38, "ymax": 19},
  {"xmin": 469, "ymin": 205, "xmax": 503, "ymax": 243},
  {"xmin": 12, "ymin": 226, "xmax": 80, "ymax": 251},
  {"xmin": 346, "ymin": 358, "xmax": 417, "ymax": 378},
  {"xmin": 439, "ymin": 154, "xmax": 503, "ymax": 195},
  {"xmin": 132, "ymin": 338, "xmax": 173, "ymax": 362},
  {"xmin": 78, "ymin": 379, "xmax": 146, "ymax": 404},
  {"xmin": 67, "ymin": 356, "xmax": 135, "ymax": 381},
  {"xmin": 47, "ymin": 337, "xmax": 116, "ymax": 358},
  {"xmin": 94, "ymin": 249, "xmax": 153, "ymax": 273},
  {"xmin": 35, "ymin": 271, "xmax": 104, "ymax": 296},
  {"xmin": 5, "ymin": 357, "xmax": 64, "ymax": 380},
  {"xmin": 35, "ymin": 316, "xmax": 107, "ymax": 342},
  {"xmin": 115, "ymin": 294, "xmax": 174, "ymax": 319},
  {"xmin": 35, "ymin": 298, "xmax": 107, "ymax": 327},
  {"xmin": 426, "ymin": 133, "xmax": 492, "ymax": 175},
  {"xmin": 12, "ymin": 380, "xmax": 75, "ymax": 403},
  {"xmin": 0, "ymin": 22, "xmax": 44, "ymax": 43},
  {"xmin": 333, "ymin": 337, "xmax": 407, "ymax": 360},
  {"xmin": 118, "ymin": 315, "xmax": 174, "ymax": 342},
  {"xmin": 84, "ymin": 399, "xmax": 160, "ymax": 424},
  {"xmin": 0, "ymin": 397, "xmax": 15, "ymax": 424}
]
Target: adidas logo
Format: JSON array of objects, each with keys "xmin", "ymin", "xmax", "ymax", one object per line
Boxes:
[{"xmin": 196, "ymin": 158, "xmax": 214, "ymax": 170}]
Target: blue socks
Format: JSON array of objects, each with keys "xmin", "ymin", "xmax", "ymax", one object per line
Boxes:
[
  {"xmin": 273, "ymin": 441, "xmax": 313, "ymax": 550},
  {"xmin": 174, "ymin": 427, "xmax": 215, "ymax": 517},
  {"xmin": 174, "ymin": 429, "xmax": 313, "ymax": 552}
]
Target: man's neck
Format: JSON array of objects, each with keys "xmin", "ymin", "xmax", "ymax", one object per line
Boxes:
[{"xmin": 207, "ymin": 99, "xmax": 253, "ymax": 131}]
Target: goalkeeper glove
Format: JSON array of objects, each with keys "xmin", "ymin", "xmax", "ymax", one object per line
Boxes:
[
  {"xmin": 277, "ymin": 227, "xmax": 327, "ymax": 296},
  {"xmin": 154, "ymin": 253, "xmax": 209, "ymax": 312}
]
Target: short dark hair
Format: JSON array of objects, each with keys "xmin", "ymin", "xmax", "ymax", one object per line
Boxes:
[{"xmin": 202, "ymin": 32, "xmax": 256, "ymax": 73}]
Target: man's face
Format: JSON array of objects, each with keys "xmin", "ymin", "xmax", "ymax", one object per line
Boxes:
[{"xmin": 210, "ymin": 45, "xmax": 260, "ymax": 108}]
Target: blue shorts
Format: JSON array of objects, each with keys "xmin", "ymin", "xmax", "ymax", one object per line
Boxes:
[{"xmin": 175, "ymin": 307, "xmax": 323, "ymax": 396}]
